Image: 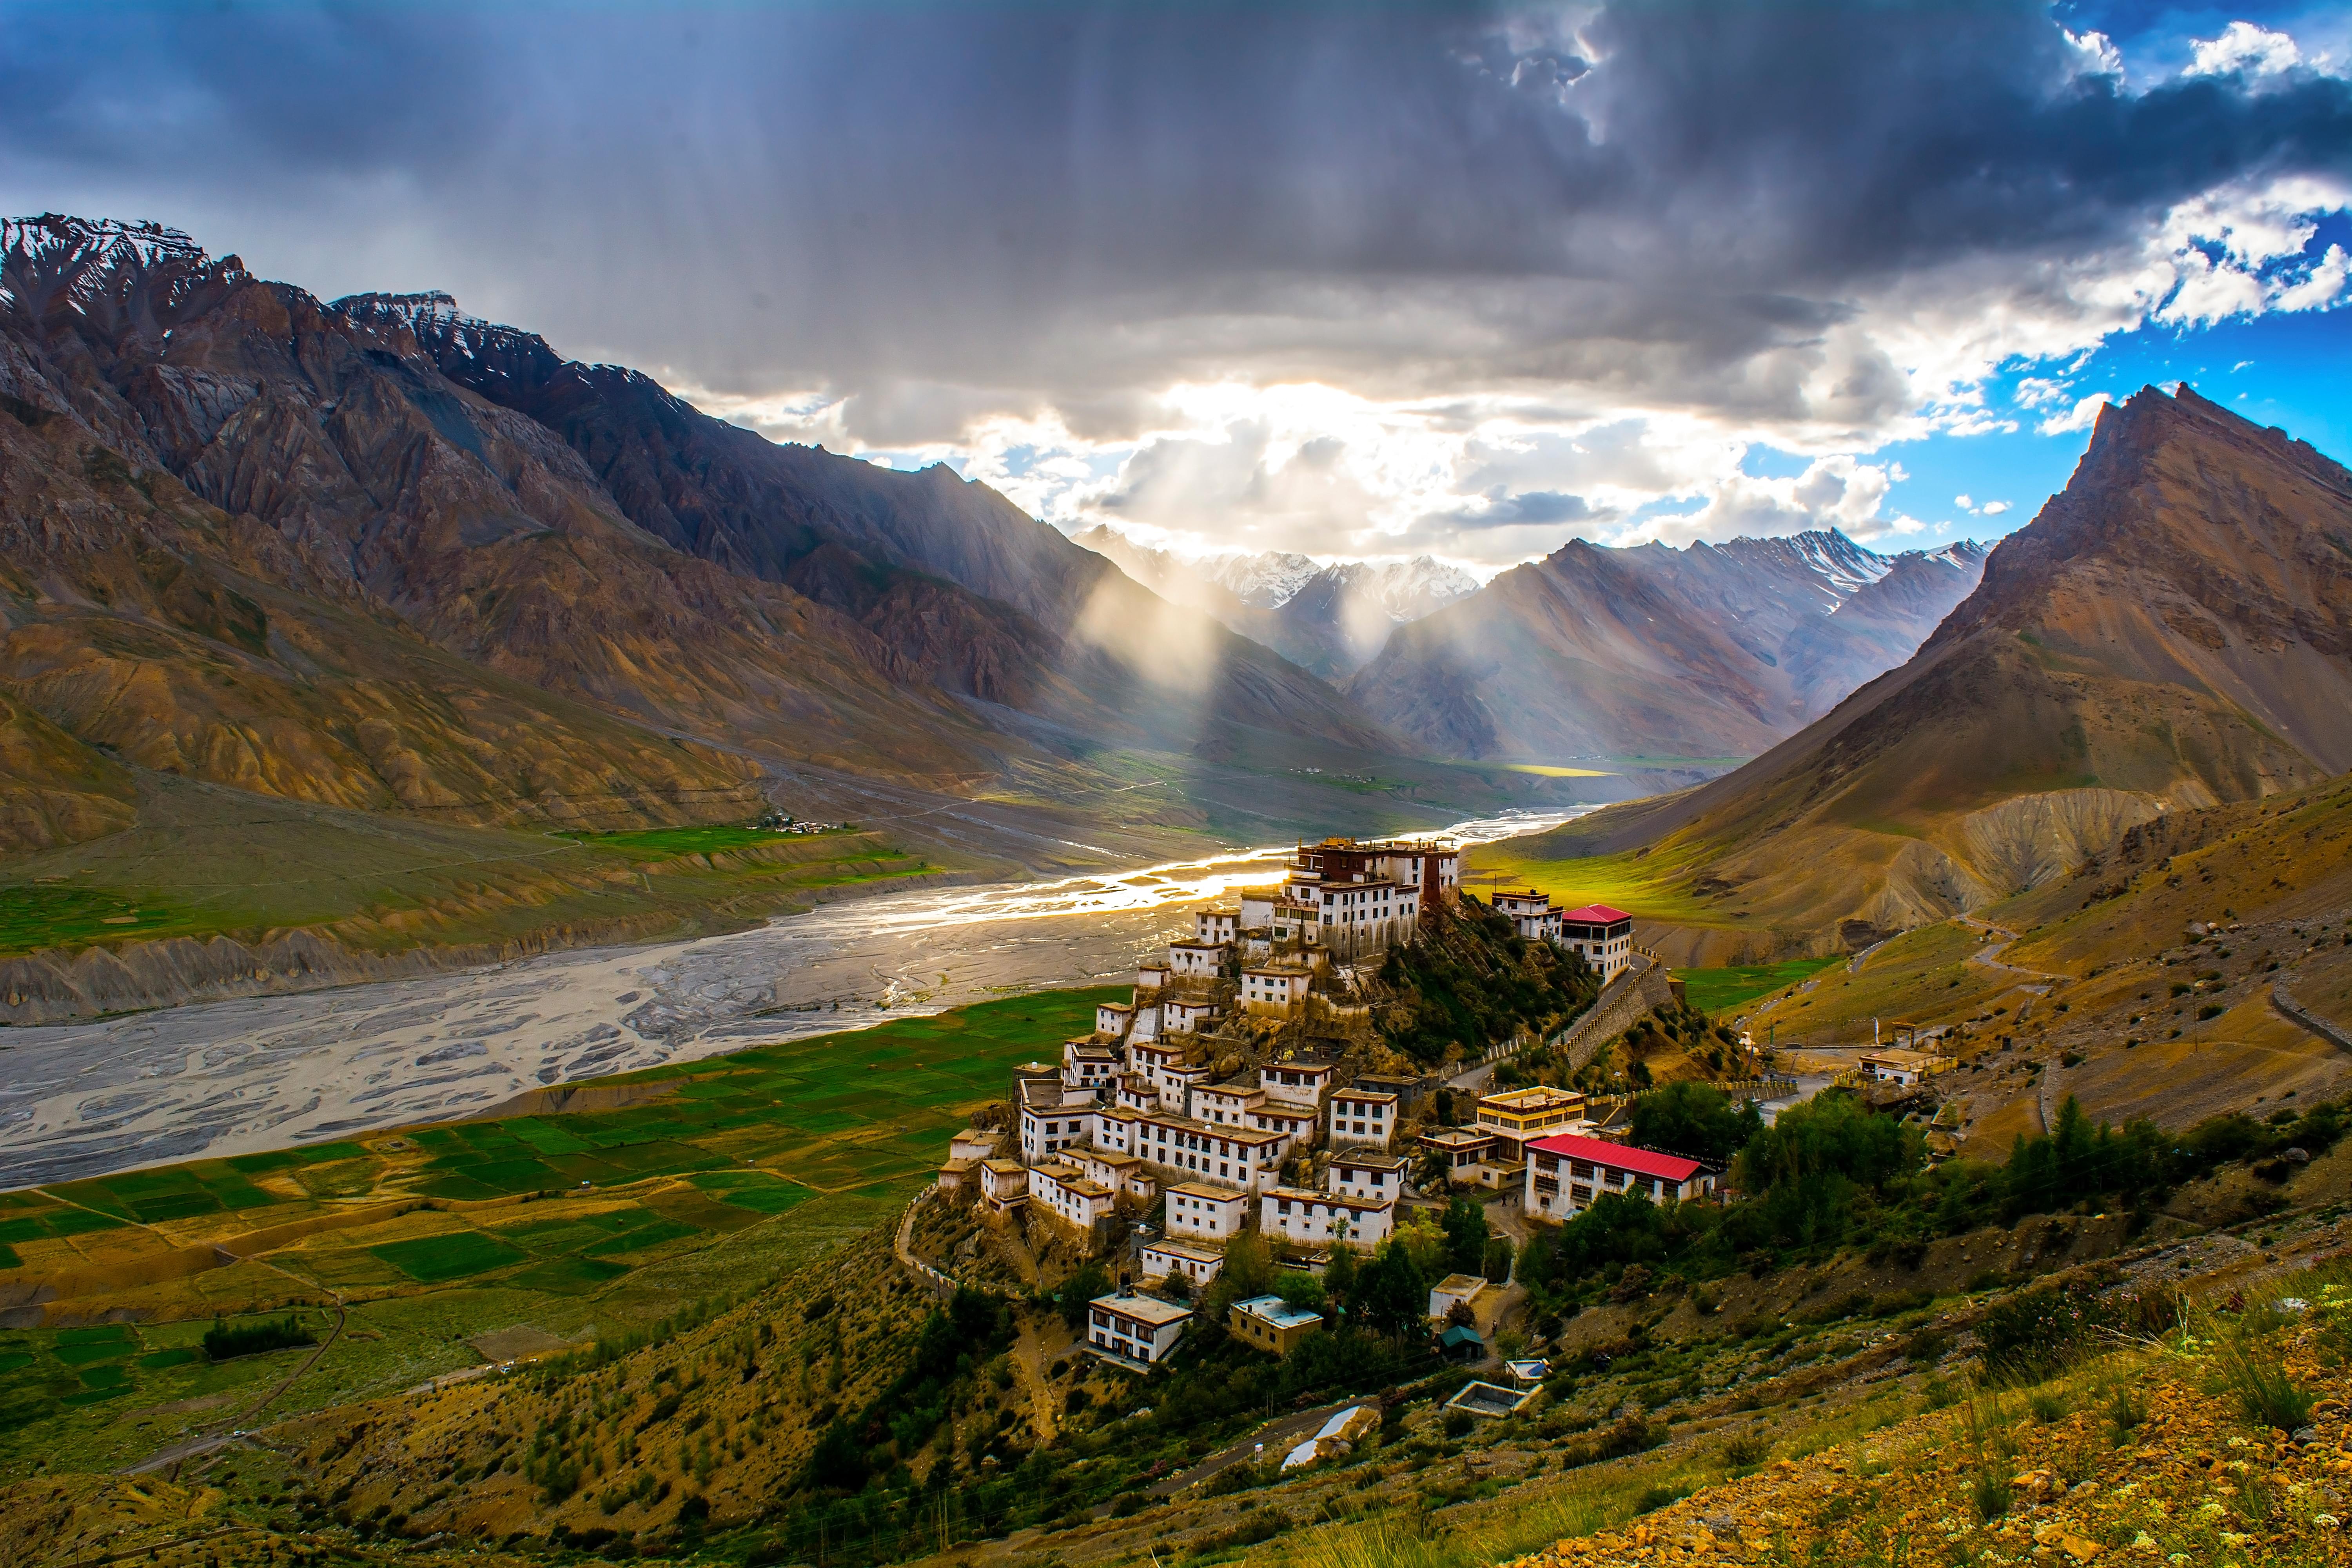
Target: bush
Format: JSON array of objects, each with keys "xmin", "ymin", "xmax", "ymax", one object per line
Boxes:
[
  {"xmin": 1719, "ymin": 1430, "xmax": 1769, "ymax": 1467},
  {"xmin": 1632, "ymin": 1484, "xmax": 1688, "ymax": 1515},
  {"xmin": 2212, "ymin": 1337, "xmax": 2315, "ymax": 1431},
  {"xmin": 1442, "ymin": 1409, "xmax": 1474, "ymax": 1438},
  {"xmin": 203, "ymin": 1314, "xmax": 316, "ymax": 1362}
]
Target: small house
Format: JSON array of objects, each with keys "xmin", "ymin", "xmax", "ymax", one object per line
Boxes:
[
  {"xmin": 1164, "ymin": 1181, "xmax": 1250, "ymax": 1242},
  {"xmin": 1429, "ymin": 1273, "xmax": 1487, "ymax": 1321},
  {"xmin": 1229, "ymin": 1294, "xmax": 1325, "ymax": 1356},
  {"xmin": 1140, "ymin": 1237, "xmax": 1224, "ymax": 1289},
  {"xmin": 1086, "ymin": 1290, "xmax": 1191, "ymax": 1369}
]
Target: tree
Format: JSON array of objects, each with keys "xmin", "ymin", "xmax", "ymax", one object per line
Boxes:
[
  {"xmin": 1441, "ymin": 1196, "xmax": 1490, "ymax": 1274},
  {"xmin": 1630, "ymin": 1081, "xmax": 1762, "ymax": 1165},
  {"xmin": 1274, "ymin": 1269, "xmax": 1327, "ymax": 1312},
  {"xmin": 1392, "ymin": 1212, "xmax": 1450, "ymax": 1278},
  {"xmin": 806, "ymin": 1417, "xmax": 869, "ymax": 1493},
  {"xmin": 1354, "ymin": 1241, "xmax": 1429, "ymax": 1337},
  {"xmin": 1321, "ymin": 1245, "xmax": 1360, "ymax": 1308},
  {"xmin": 1059, "ymin": 1261, "xmax": 1112, "ymax": 1330},
  {"xmin": 1481, "ymin": 1236, "xmax": 1515, "ymax": 1284}
]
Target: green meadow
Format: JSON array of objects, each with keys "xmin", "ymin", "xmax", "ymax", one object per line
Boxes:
[
  {"xmin": 0, "ymin": 986, "xmax": 1119, "ymax": 1477},
  {"xmin": 1676, "ymin": 957, "xmax": 1844, "ymax": 1016}
]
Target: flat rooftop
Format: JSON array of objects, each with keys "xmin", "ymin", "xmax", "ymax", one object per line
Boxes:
[
  {"xmin": 1091, "ymin": 1292, "xmax": 1193, "ymax": 1327},
  {"xmin": 1232, "ymin": 1294, "xmax": 1325, "ymax": 1331}
]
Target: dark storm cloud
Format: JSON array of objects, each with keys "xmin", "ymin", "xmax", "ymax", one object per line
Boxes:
[{"xmin": 3, "ymin": 1, "xmax": 2347, "ymax": 444}]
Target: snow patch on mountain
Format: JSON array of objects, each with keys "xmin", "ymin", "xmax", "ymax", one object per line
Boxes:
[{"xmin": 1200, "ymin": 550, "xmax": 1322, "ymax": 608}]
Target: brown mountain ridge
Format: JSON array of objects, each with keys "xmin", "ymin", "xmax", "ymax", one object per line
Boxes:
[
  {"xmin": 0, "ymin": 215, "xmax": 1440, "ymax": 870},
  {"xmin": 1494, "ymin": 384, "xmax": 2352, "ymax": 953}
]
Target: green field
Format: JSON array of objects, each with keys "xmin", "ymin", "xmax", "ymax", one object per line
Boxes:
[
  {"xmin": 1677, "ymin": 957, "xmax": 1843, "ymax": 1016},
  {"xmin": 0, "ymin": 775, "xmax": 942, "ymax": 960},
  {"xmin": 0, "ymin": 986, "xmax": 1118, "ymax": 1477},
  {"xmin": 556, "ymin": 824, "xmax": 860, "ymax": 856}
]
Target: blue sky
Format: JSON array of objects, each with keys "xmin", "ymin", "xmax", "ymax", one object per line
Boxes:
[{"xmin": 3, "ymin": 1, "xmax": 2346, "ymax": 572}]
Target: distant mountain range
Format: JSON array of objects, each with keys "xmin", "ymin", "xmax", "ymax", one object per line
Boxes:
[
  {"xmin": 1503, "ymin": 385, "xmax": 2352, "ymax": 955},
  {"xmin": 0, "ymin": 216, "xmax": 1402, "ymax": 857},
  {"xmin": 4, "ymin": 211, "xmax": 2147, "ymax": 891},
  {"xmin": 1343, "ymin": 528, "xmax": 1989, "ymax": 762},
  {"xmin": 1069, "ymin": 526, "xmax": 1478, "ymax": 679}
]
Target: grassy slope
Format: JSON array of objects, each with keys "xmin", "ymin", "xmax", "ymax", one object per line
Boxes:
[
  {"xmin": 0, "ymin": 987, "xmax": 1117, "ymax": 1477},
  {"xmin": 0, "ymin": 775, "xmax": 949, "ymax": 961}
]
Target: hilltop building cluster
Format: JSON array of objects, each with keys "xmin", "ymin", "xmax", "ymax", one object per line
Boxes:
[{"xmin": 931, "ymin": 834, "xmax": 1705, "ymax": 1371}]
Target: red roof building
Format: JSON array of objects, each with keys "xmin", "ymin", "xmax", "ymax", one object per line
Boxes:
[
  {"xmin": 1523, "ymin": 1132, "xmax": 1714, "ymax": 1223},
  {"xmin": 1553, "ymin": 906, "xmax": 1635, "ymax": 984}
]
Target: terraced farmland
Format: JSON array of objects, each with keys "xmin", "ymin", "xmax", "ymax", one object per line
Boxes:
[{"xmin": 0, "ymin": 986, "xmax": 1118, "ymax": 1477}]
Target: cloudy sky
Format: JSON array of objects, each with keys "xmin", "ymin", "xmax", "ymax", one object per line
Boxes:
[{"xmin": 5, "ymin": 2, "xmax": 2348, "ymax": 573}]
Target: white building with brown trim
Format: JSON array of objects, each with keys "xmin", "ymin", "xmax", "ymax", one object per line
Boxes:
[
  {"xmin": 1259, "ymin": 1187, "xmax": 1394, "ymax": 1251},
  {"xmin": 1327, "ymin": 1152, "xmax": 1406, "ymax": 1203},
  {"xmin": 978, "ymin": 1159, "xmax": 1028, "ymax": 1217},
  {"xmin": 1191, "ymin": 1081, "xmax": 1265, "ymax": 1128},
  {"xmin": 1140, "ymin": 1237, "xmax": 1225, "ymax": 1290},
  {"xmin": 1194, "ymin": 908, "xmax": 1239, "ymax": 945},
  {"xmin": 1556, "ymin": 904, "xmax": 1636, "ymax": 983},
  {"xmin": 1246, "ymin": 1102, "xmax": 1319, "ymax": 1159},
  {"xmin": 1240, "ymin": 962, "xmax": 1314, "ymax": 1018},
  {"xmin": 1031, "ymin": 1162, "xmax": 1117, "ymax": 1234},
  {"xmin": 1063, "ymin": 1039, "xmax": 1118, "ymax": 1091},
  {"xmin": 1165, "ymin": 1181, "xmax": 1251, "ymax": 1242},
  {"xmin": 1082, "ymin": 1105, "xmax": 1286, "ymax": 1194},
  {"xmin": 1077, "ymin": 1147, "xmax": 1155, "ymax": 1208},
  {"xmin": 1087, "ymin": 1290, "xmax": 1191, "ymax": 1369},
  {"xmin": 1326, "ymin": 1088, "xmax": 1397, "ymax": 1148},
  {"xmin": 1492, "ymin": 889, "xmax": 1564, "ymax": 943},
  {"xmin": 1261, "ymin": 1059, "xmax": 1336, "ymax": 1109},
  {"xmin": 1169, "ymin": 940, "xmax": 1225, "ymax": 978},
  {"xmin": 1163, "ymin": 996, "xmax": 1220, "ymax": 1035}
]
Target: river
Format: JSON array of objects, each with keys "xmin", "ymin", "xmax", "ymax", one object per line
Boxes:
[{"xmin": 0, "ymin": 808, "xmax": 1589, "ymax": 1190}]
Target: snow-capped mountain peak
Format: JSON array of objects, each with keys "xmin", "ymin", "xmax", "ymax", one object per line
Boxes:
[{"xmin": 1200, "ymin": 550, "xmax": 1322, "ymax": 608}]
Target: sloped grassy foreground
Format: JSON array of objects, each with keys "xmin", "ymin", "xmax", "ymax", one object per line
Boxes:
[{"xmin": 1497, "ymin": 1294, "xmax": 2352, "ymax": 1568}]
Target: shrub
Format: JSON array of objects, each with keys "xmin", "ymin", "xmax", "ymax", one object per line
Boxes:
[
  {"xmin": 1632, "ymin": 1484, "xmax": 1688, "ymax": 1515},
  {"xmin": 2211, "ymin": 1337, "xmax": 2315, "ymax": 1431},
  {"xmin": 1719, "ymin": 1431, "xmax": 1769, "ymax": 1468},
  {"xmin": 203, "ymin": 1314, "xmax": 316, "ymax": 1362},
  {"xmin": 1442, "ymin": 1410, "xmax": 1474, "ymax": 1439}
]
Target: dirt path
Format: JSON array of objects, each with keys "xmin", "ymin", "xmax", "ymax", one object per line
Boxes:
[{"xmin": 1011, "ymin": 1319, "xmax": 1060, "ymax": 1444}]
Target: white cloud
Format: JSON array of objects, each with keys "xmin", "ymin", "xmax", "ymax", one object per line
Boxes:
[
  {"xmin": 1980, "ymin": 500, "xmax": 2010, "ymax": 517},
  {"xmin": 2065, "ymin": 29, "xmax": 2124, "ymax": 80},
  {"xmin": 2185, "ymin": 22, "xmax": 2303, "ymax": 79},
  {"xmin": 2039, "ymin": 392, "xmax": 2114, "ymax": 436}
]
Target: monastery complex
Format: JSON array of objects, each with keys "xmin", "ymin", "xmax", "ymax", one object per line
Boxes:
[{"xmin": 927, "ymin": 835, "xmax": 1704, "ymax": 1370}]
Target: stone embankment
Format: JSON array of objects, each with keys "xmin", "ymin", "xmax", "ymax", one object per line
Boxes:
[{"xmin": 1555, "ymin": 957, "xmax": 1677, "ymax": 1073}]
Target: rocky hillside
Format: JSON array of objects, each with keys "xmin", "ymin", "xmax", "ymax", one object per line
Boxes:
[
  {"xmin": 1502, "ymin": 387, "xmax": 2352, "ymax": 947},
  {"xmin": 1345, "ymin": 529, "xmax": 1985, "ymax": 762},
  {"xmin": 0, "ymin": 216, "xmax": 1406, "ymax": 861}
]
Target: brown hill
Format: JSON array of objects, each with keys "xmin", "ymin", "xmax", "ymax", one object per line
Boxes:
[
  {"xmin": 0, "ymin": 216, "xmax": 1413, "ymax": 866},
  {"xmin": 1494, "ymin": 385, "xmax": 2352, "ymax": 949},
  {"xmin": 1344, "ymin": 528, "xmax": 1984, "ymax": 762}
]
